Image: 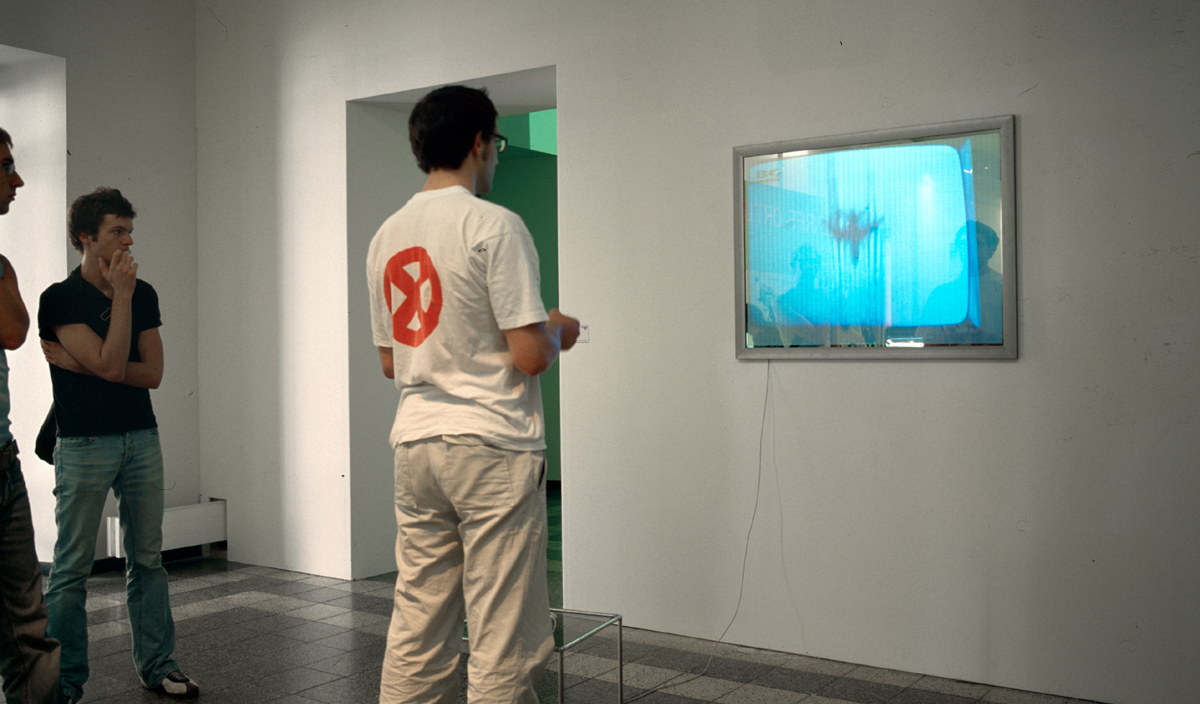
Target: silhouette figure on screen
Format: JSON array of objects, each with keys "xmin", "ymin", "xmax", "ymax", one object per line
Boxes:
[
  {"xmin": 774, "ymin": 245, "xmax": 823, "ymax": 347},
  {"xmin": 920, "ymin": 222, "xmax": 1003, "ymax": 345}
]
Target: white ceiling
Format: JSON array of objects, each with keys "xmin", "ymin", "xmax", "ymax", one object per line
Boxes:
[{"xmin": 354, "ymin": 65, "xmax": 556, "ymax": 117}]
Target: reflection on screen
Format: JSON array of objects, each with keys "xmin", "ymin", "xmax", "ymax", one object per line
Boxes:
[{"xmin": 744, "ymin": 132, "xmax": 1003, "ymax": 349}]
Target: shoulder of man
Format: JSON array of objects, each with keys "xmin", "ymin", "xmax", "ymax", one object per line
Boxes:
[
  {"xmin": 468, "ymin": 197, "xmax": 530, "ymax": 237},
  {"xmin": 473, "ymin": 192, "xmax": 520, "ymax": 217},
  {"xmin": 132, "ymin": 278, "xmax": 163, "ymax": 327},
  {"xmin": 37, "ymin": 275, "xmax": 78, "ymax": 339},
  {"xmin": 38, "ymin": 274, "xmax": 78, "ymax": 310},
  {"xmin": 134, "ymin": 277, "xmax": 158, "ymax": 298}
]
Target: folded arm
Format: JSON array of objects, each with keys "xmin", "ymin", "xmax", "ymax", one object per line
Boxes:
[{"xmin": 45, "ymin": 325, "xmax": 162, "ymax": 389}]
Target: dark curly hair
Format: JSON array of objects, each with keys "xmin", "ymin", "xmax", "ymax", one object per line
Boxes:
[
  {"xmin": 408, "ymin": 85, "xmax": 498, "ymax": 174},
  {"xmin": 68, "ymin": 187, "xmax": 136, "ymax": 253}
]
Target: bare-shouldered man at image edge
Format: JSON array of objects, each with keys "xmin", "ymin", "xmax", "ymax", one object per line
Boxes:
[
  {"xmin": 366, "ymin": 85, "xmax": 580, "ymax": 704},
  {"xmin": 0, "ymin": 128, "xmax": 63, "ymax": 704}
]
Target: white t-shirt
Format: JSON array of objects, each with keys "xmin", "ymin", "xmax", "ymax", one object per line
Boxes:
[{"xmin": 367, "ymin": 186, "xmax": 549, "ymax": 451}]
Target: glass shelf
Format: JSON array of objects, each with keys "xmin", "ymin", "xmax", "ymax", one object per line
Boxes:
[
  {"xmin": 553, "ymin": 607, "xmax": 621, "ymax": 650},
  {"xmin": 462, "ymin": 607, "xmax": 623, "ymax": 703},
  {"xmin": 551, "ymin": 608, "xmax": 622, "ymax": 703}
]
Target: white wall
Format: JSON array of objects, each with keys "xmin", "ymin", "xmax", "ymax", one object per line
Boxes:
[
  {"xmin": 193, "ymin": 3, "xmax": 1200, "ymax": 703},
  {"xmin": 7, "ymin": 1, "xmax": 1192, "ymax": 703},
  {"xmin": 194, "ymin": 2, "xmax": 354, "ymax": 576},
  {"xmin": 557, "ymin": 5, "xmax": 1199, "ymax": 701},
  {"xmin": 345, "ymin": 100, "xmax": 417, "ymax": 579},
  {"xmin": 0, "ymin": 1, "xmax": 200, "ymax": 553},
  {"xmin": 0, "ymin": 45, "xmax": 67, "ymax": 558}
]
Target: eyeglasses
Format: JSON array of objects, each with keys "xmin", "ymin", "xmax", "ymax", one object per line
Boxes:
[
  {"xmin": 493, "ymin": 134, "xmax": 507, "ymax": 154},
  {"xmin": 1, "ymin": 162, "xmax": 14, "ymax": 177}
]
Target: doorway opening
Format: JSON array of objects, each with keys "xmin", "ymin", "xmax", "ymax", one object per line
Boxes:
[
  {"xmin": 483, "ymin": 108, "xmax": 561, "ymax": 606},
  {"xmin": 346, "ymin": 67, "xmax": 562, "ymax": 597}
]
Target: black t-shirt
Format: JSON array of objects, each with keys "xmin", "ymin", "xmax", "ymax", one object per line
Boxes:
[{"xmin": 38, "ymin": 266, "xmax": 161, "ymax": 436}]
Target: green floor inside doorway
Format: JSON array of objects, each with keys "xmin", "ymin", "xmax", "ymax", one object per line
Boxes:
[{"xmin": 546, "ymin": 481, "xmax": 562, "ymax": 609}]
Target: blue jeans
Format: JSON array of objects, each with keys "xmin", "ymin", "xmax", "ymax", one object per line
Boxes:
[
  {"xmin": 45, "ymin": 429, "xmax": 178, "ymax": 701},
  {"xmin": 1, "ymin": 455, "xmax": 63, "ymax": 704}
]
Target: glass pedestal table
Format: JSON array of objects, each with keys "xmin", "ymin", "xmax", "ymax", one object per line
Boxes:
[
  {"xmin": 551, "ymin": 608, "xmax": 623, "ymax": 704},
  {"xmin": 463, "ymin": 608, "xmax": 623, "ymax": 703}
]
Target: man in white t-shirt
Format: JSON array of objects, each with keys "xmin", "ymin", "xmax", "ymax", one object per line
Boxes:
[{"xmin": 367, "ymin": 85, "xmax": 579, "ymax": 704}]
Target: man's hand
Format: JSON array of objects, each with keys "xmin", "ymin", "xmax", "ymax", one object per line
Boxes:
[
  {"xmin": 504, "ymin": 309, "xmax": 580, "ymax": 376},
  {"xmin": 101, "ymin": 250, "xmax": 137, "ymax": 299},
  {"xmin": 548, "ymin": 309, "xmax": 581, "ymax": 351},
  {"xmin": 41, "ymin": 339, "xmax": 87, "ymax": 374}
]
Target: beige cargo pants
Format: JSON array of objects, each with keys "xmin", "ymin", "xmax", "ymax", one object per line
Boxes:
[{"xmin": 379, "ymin": 435, "xmax": 553, "ymax": 704}]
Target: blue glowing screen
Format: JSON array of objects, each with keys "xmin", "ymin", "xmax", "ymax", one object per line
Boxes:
[{"xmin": 744, "ymin": 133, "xmax": 1003, "ymax": 348}]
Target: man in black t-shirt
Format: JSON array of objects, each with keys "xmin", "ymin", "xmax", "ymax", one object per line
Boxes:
[{"xmin": 37, "ymin": 188, "xmax": 197, "ymax": 703}]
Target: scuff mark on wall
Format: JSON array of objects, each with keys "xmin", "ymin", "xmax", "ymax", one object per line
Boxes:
[{"xmin": 208, "ymin": 7, "xmax": 228, "ymax": 43}]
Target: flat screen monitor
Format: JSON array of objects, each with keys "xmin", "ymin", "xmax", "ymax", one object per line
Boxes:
[{"xmin": 734, "ymin": 115, "xmax": 1016, "ymax": 360}]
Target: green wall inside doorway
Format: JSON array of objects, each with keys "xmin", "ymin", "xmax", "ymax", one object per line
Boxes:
[{"xmin": 484, "ymin": 110, "xmax": 561, "ymax": 480}]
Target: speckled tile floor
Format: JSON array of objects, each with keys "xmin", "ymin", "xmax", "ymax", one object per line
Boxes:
[
  {"xmin": 2, "ymin": 555, "xmax": 1109, "ymax": 704},
  {"xmin": 2, "ymin": 487, "xmax": 1107, "ymax": 704}
]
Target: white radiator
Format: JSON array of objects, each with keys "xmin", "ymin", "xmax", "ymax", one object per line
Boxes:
[{"xmin": 106, "ymin": 499, "xmax": 227, "ymax": 559}]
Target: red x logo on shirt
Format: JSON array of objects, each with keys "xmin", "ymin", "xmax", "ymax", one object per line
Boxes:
[{"xmin": 384, "ymin": 246, "xmax": 442, "ymax": 347}]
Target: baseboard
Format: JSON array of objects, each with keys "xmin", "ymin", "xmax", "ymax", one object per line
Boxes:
[{"xmin": 105, "ymin": 499, "xmax": 227, "ymax": 559}]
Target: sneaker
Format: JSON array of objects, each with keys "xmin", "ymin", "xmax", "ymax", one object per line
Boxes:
[{"xmin": 157, "ymin": 670, "xmax": 200, "ymax": 699}]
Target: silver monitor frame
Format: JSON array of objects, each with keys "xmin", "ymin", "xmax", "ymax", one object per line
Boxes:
[{"xmin": 733, "ymin": 115, "xmax": 1017, "ymax": 361}]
